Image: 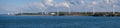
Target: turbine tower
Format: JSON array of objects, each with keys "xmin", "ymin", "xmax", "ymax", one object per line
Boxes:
[
  {"xmin": 38, "ymin": 3, "xmax": 46, "ymax": 16},
  {"xmin": 57, "ymin": 8, "xmax": 59, "ymax": 16},
  {"xmin": 40, "ymin": 8, "xmax": 45, "ymax": 16},
  {"xmin": 65, "ymin": 2, "xmax": 71, "ymax": 15},
  {"xmin": 81, "ymin": 0, "xmax": 87, "ymax": 15},
  {"xmin": 112, "ymin": 5, "xmax": 115, "ymax": 14},
  {"xmin": 7, "ymin": 9, "xmax": 10, "ymax": 15},
  {"xmin": 91, "ymin": 1, "xmax": 97, "ymax": 15},
  {"xmin": 7, "ymin": 12, "xmax": 10, "ymax": 15},
  {"xmin": 64, "ymin": 0, "xmax": 71, "ymax": 16},
  {"xmin": 104, "ymin": 0, "xmax": 117, "ymax": 14},
  {"xmin": 20, "ymin": 8, "xmax": 23, "ymax": 15}
]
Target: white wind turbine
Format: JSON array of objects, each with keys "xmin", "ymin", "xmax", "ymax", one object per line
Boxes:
[
  {"xmin": 92, "ymin": 1, "xmax": 97, "ymax": 15},
  {"xmin": 7, "ymin": 9, "xmax": 14, "ymax": 15},
  {"xmin": 63, "ymin": 2, "xmax": 71, "ymax": 15},
  {"xmin": 39, "ymin": 8, "xmax": 46, "ymax": 16},
  {"xmin": 7, "ymin": 12, "xmax": 10, "ymax": 15},
  {"xmin": 81, "ymin": 0, "xmax": 88, "ymax": 14},
  {"xmin": 87, "ymin": 1, "xmax": 97, "ymax": 15},
  {"xmin": 112, "ymin": 1, "xmax": 118, "ymax": 14},
  {"xmin": 105, "ymin": 0, "xmax": 117, "ymax": 14},
  {"xmin": 112, "ymin": 5, "xmax": 116, "ymax": 14},
  {"xmin": 6, "ymin": 9, "xmax": 10, "ymax": 15},
  {"xmin": 56, "ymin": 7, "xmax": 59, "ymax": 16},
  {"xmin": 40, "ymin": 8, "xmax": 46, "ymax": 15},
  {"xmin": 55, "ymin": 2, "xmax": 71, "ymax": 16},
  {"xmin": 42, "ymin": 0, "xmax": 54, "ymax": 16},
  {"xmin": 19, "ymin": 8, "xmax": 23, "ymax": 15},
  {"xmin": 112, "ymin": 5, "xmax": 119, "ymax": 14},
  {"xmin": 104, "ymin": 0, "xmax": 112, "ymax": 14},
  {"xmin": 30, "ymin": 2, "xmax": 46, "ymax": 16}
]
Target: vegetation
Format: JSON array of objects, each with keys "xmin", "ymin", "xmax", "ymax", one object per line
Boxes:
[{"xmin": 15, "ymin": 12, "xmax": 120, "ymax": 16}]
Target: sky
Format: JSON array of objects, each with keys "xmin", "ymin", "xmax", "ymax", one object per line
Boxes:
[{"xmin": 0, "ymin": 0, "xmax": 120, "ymax": 14}]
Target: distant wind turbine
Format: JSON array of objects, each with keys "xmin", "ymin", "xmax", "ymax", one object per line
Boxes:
[
  {"xmin": 87, "ymin": 1, "xmax": 97, "ymax": 15},
  {"xmin": 64, "ymin": 2, "xmax": 71, "ymax": 15},
  {"xmin": 19, "ymin": 8, "xmax": 23, "ymax": 15},
  {"xmin": 38, "ymin": 3, "xmax": 46, "ymax": 16},
  {"xmin": 7, "ymin": 12, "xmax": 10, "ymax": 15},
  {"xmin": 56, "ymin": 7, "xmax": 59, "ymax": 16},
  {"xmin": 105, "ymin": 0, "xmax": 117, "ymax": 14},
  {"xmin": 6, "ymin": 9, "xmax": 11, "ymax": 15},
  {"xmin": 112, "ymin": 5, "xmax": 116, "ymax": 14},
  {"xmin": 92, "ymin": 1, "xmax": 97, "ymax": 15},
  {"xmin": 81, "ymin": 0, "xmax": 88, "ymax": 15},
  {"xmin": 40, "ymin": 8, "xmax": 46, "ymax": 16},
  {"xmin": 112, "ymin": 5, "xmax": 119, "ymax": 14}
]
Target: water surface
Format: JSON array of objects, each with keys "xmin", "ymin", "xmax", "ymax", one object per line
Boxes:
[{"xmin": 0, "ymin": 16, "xmax": 120, "ymax": 28}]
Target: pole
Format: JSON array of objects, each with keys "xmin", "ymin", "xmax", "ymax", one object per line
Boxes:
[
  {"xmin": 42, "ymin": 10, "xmax": 44, "ymax": 16},
  {"xmin": 20, "ymin": 8, "xmax": 22, "ymax": 15},
  {"xmin": 113, "ymin": 5, "xmax": 115, "ymax": 14},
  {"xmin": 8, "ymin": 13, "xmax": 10, "ymax": 15},
  {"xmin": 68, "ymin": 8, "xmax": 71, "ymax": 15},
  {"xmin": 57, "ymin": 9, "xmax": 59, "ymax": 16},
  {"xmin": 85, "ymin": 8, "xmax": 87, "ymax": 15},
  {"xmin": 92, "ymin": 7, "xmax": 95, "ymax": 15}
]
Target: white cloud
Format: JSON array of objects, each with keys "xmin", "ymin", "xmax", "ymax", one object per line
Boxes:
[
  {"xmin": 32, "ymin": 2, "xmax": 46, "ymax": 9},
  {"xmin": 44, "ymin": 0, "xmax": 54, "ymax": 6},
  {"xmin": 54, "ymin": 2, "xmax": 70, "ymax": 8},
  {"xmin": 1, "ymin": 0, "xmax": 120, "ymax": 14},
  {"xmin": 81, "ymin": 0, "xmax": 85, "ymax": 4},
  {"xmin": 104, "ymin": 0, "xmax": 118, "ymax": 4}
]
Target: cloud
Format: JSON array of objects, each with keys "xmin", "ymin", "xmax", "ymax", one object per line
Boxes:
[
  {"xmin": 44, "ymin": 0, "xmax": 54, "ymax": 6},
  {"xmin": 104, "ymin": 0, "xmax": 118, "ymax": 4},
  {"xmin": 43, "ymin": 0, "xmax": 71, "ymax": 8},
  {"xmin": 32, "ymin": 2, "xmax": 46, "ymax": 9},
  {"xmin": 0, "ymin": 0, "xmax": 120, "ymax": 14},
  {"xmin": 54, "ymin": 2, "xmax": 70, "ymax": 8}
]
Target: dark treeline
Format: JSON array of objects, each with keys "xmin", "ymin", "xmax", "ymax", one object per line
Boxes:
[{"xmin": 14, "ymin": 12, "xmax": 120, "ymax": 16}]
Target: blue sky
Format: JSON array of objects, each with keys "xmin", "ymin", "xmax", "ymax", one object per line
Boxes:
[
  {"xmin": 0, "ymin": 0, "xmax": 42, "ymax": 5},
  {"xmin": 0, "ymin": 0, "xmax": 120, "ymax": 14}
]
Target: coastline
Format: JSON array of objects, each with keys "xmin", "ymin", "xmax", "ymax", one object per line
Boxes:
[{"xmin": 1, "ymin": 12, "xmax": 120, "ymax": 16}]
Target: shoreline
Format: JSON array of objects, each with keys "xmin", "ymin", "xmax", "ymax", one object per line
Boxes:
[{"xmin": 1, "ymin": 12, "xmax": 120, "ymax": 16}]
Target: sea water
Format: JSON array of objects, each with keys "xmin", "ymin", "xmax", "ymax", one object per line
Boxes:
[{"xmin": 0, "ymin": 16, "xmax": 120, "ymax": 28}]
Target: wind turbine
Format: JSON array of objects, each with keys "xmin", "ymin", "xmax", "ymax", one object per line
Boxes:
[
  {"xmin": 106, "ymin": 0, "xmax": 115, "ymax": 14},
  {"xmin": 7, "ymin": 12, "xmax": 10, "ymax": 15},
  {"xmin": 105, "ymin": 0, "xmax": 118, "ymax": 14},
  {"xmin": 64, "ymin": 2, "xmax": 71, "ymax": 15},
  {"xmin": 68, "ymin": 6, "xmax": 71, "ymax": 16},
  {"xmin": 40, "ymin": 8, "xmax": 45, "ymax": 16},
  {"xmin": 56, "ymin": 8, "xmax": 59, "ymax": 16},
  {"xmin": 81, "ymin": 0, "xmax": 88, "ymax": 15},
  {"xmin": 112, "ymin": 5, "xmax": 116, "ymax": 14},
  {"xmin": 68, "ymin": 7, "xmax": 71, "ymax": 15},
  {"xmin": 7, "ymin": 9, "xmax": 10, "ymax": 15},
  {"xmin": 19, "ymin": 8, "xmax": 23, "ymax": 15},
  {"xmin": 38, "ymin": 3, "xmax": 46, "ymax": 16},
  {"xmin": 112, "ymin": 5, "xmax": 119, "ymax": 14},
  {"xmin": 90, "ymin": 1, "xmax": 97, "ymax": 15}
]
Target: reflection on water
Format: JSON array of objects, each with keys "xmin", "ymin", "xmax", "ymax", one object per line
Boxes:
[{"xmin": 0, "ymin": 16, "xmax": 120, "ymax": 28}]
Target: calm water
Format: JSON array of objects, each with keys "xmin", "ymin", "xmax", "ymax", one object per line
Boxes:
[{"xmin": 0, "ymin": 16, "xmax": 120, "ymax": 28}]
